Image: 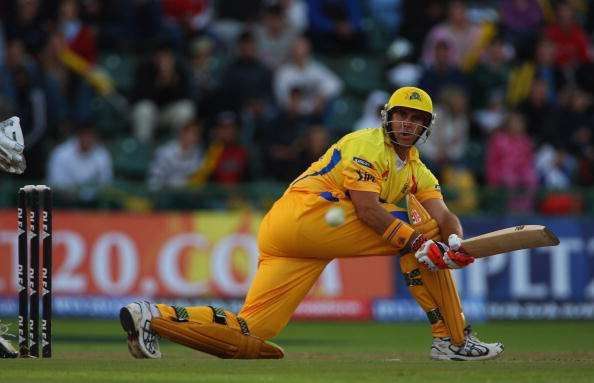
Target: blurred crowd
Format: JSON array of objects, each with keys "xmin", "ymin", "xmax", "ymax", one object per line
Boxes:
[{"xmin": 1, "ymin": 0, "xmax": 593, "ymax": 212}]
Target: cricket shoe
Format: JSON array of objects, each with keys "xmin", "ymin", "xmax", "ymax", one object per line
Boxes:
[
  {"xmin": 0, "ymin": 321, "xmax": 18, "ymax": 358},
  {"xmin": 120, "ymin": 301, "xmax": 162, "ymax": 359},
  {"xmin": 430, "ymin": 326, "xmax": 504, "ymax": 361}
]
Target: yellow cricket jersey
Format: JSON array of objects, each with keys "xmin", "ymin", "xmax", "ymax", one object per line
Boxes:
[{"xmin": 288, "ymin": 128, "xmax": 442, "ymax": 205}]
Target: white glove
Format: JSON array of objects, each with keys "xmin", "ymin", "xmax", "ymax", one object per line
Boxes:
[{"xmin": 0, "ymin": 117, "xmax": 26, "ymax": 174}]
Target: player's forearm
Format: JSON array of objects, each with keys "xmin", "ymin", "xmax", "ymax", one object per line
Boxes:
[
  {"xmin": 354, "ymin": 203, "xmax": 397, "ymax": 234},
  {"xmin": 354, "ymin": 203, "xmax": 420, "ymax": 253},
  {"xmin": 437, "ymin": 211, "xmax": 463, "ymax": 240}
]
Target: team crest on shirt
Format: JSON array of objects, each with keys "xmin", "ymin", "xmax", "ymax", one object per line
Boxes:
[{"xmin": 381, "ymin": 170, "xmax": 389, "ymax": 180}]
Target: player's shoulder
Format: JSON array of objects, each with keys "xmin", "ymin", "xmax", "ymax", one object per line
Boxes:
[
  {"xmin": 338, "ymin": 128, "xmax": 386, "ymax": 149},
  {"xmin": 338, "ymin": 128, "xmax": 389, "ymax": 154}
]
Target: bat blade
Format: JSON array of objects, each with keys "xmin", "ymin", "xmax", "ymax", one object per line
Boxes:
[{"xmin": 461, "ymin": 225, "xmax": 560, "ymax": 258}]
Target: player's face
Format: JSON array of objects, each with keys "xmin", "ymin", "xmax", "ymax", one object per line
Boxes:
[{"xmin": 389, "ymin": 107, "xmax": 429, "ymax": 146}]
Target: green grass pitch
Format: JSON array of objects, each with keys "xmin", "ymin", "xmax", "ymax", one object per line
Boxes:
[{"xmin": 1, "ymin": 319, "xmax": 593, "ymax": 382}]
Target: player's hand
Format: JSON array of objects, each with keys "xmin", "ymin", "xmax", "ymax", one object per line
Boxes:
[{"xmin": 415, "ymin": 239, "xmax": 474, "ymax": 271}]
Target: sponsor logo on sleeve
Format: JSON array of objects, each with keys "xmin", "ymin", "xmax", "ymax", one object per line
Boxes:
[
  {"xmin": 434, "ymin": 184, "xmax": 441, "ymax": 191},
  {"xmin": 353, "ymin": 157, "xmax": 374, "ymax": 169}
]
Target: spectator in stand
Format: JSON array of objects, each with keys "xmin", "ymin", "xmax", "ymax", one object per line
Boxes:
[
  {"xmin": 262, "ymin": 86, "xmax": 310, "ymax": 181},
  {"xmin": 535, "ymin": 144, "xmax": 577, "ymax": 189},
  {"xmin": 421, "ymin": 1, "xmax": 481, "ymax": 68},
  {"xmin": 254, "ymin": 2, "xmax": 298, "ymax": 70},
  {"xmin": 386, "ymin": 37, "xmax": 423, "ymax": 88},
  {"xmin": 353, "ymin": 90, "xmax": 388, "ymax": 131},
  {"xmin": 469, "ymin": 37, "xmax": 513, "ymax": 110},
  {"xmin": 47, "ymin": 121, "xmax": 113, "ymax": 189},
  {"xmin": 293, "ymin": 123, "xmax": 330, "ymax": 173},
  {"xmin": 499, "ymin": 0, "xmax": 543, "ymax": 60},
  {"xmin": 57, "ymin": 0, "xmax": 98, "ymax": 64},
  {"xmin": 0, "ymin": 38, "xmax": 40, "ymax": 104},
  {"xmin": 473, "ymin": 90, "xmax": 507, "ymax": 136},
  {"xmin": 519, "ymin": 78, "xmax": 559, "ymax": 145},
  {"xmin": 280, "ymin": 0, "xmax": 309, "ymax": 33},
  {"xmin": 162, "ymin": 0, "xmax": 213, "ymax": 39},
  {"xmin": 545, "ymin": 1, "xmax": 591, "ymax": 70},
  {"xmin": 562, "ymin": 88, "xmax": 594, "ymax": 186},
  {"xmin": 532, "ymin": 38, "xmax": 565, "ymax": 101},
  {"xmin": 52, "ymin": 0, "xmax": 98, "ymax": 123},
  {"xmin": 240, "ymin": 94, "xmax": 277, "ymax": 178},
  {"xmin": 78, "ymin": 0, "xmax": 163, "ymax": 51},
  {"xmin": 274, "ymin": 36, "xmax": 343, "ymax": 120},
  {"xmin": 305, "ymin": 0, "xmax": 365, "ymax": 54},
  {"xmin": 419, "ymin": 39, "xmax": 468, "ymax": 98},
  {"xmin": 485, "ymin": 112, "xmax": 537, "ymax": 210},
  {"xmin": 3, "ymin": 0, "xmax": 47, "ymax": 54},
  {"xmin": 367, "ymin": 0, "xmax": 403, "ymax": 37},
  {"xmin": 189, "ymin": 36, "xmax": 224, "ymax": 119},
  {"xmin": 419, "ymin": 86, "xmax": 469, "ymax": 175},
  {"xmin": 210, "ymin": 0, "xmax": 265, "ymax": 49},
  {"xmin": 36, "ymin": 31, "xmax": 73, "ymax": 130},
  {"xmin": 399, "ymin": 0, "xmax": 446, "ymax": 56},
  {"xmin": 218, "ymin": 30, "xmax": 273, "ymax": 114},
  {"xmin": 208, "ymin": 111, "xmax": 249, "ymax": 184},
  {"xmin": 148, "ymin": 119, "xmax": 204, "ymax": 190},
  {"xmin": 131, "ymin": 40, "xmax": 195, "ymax": 142}
]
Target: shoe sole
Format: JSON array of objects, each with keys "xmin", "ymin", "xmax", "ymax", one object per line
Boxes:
[
  {"xmin": 120, "ymin": 307, "xmax": 136, "ymax": 337},
  {"xmin": 431, "ymin": 349, "xmax": 504, "ymax": 361},
  {"xmin": 120, "ymin": 307, "xmax": 146, "ymax": 359}
]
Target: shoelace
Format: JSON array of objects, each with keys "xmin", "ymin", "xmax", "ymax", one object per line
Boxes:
[
  {"xmin": 464, "ymin": 325, "xmax": 482, "ymax": 342},
  {"xmin": 142, "ymin": 320, "xmax": 159, "ymax": 355}
]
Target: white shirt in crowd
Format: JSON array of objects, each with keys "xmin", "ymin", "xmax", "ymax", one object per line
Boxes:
[
  {"xmin": 148, "ymin": 140, "xmax": 203, "ymax": 190},
  {"xmin": 47, "ymin": 138, "xmax": 113, "ymax": 188},
  {"xmin": 274, "ymin": 60, "xmax": 343, "ymax": 115}
]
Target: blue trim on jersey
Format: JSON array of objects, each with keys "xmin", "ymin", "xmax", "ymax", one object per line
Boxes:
[
  {"xmin": 292, "ymin": 148, "xmax": 342, "ymax": 186},
  {"xmin": 390, "ymin": 210, "xmax": 409, "ymax": 223},
  {"xmin": 320, "ymin": 191, "xmax": 339, "ymax": 202}
]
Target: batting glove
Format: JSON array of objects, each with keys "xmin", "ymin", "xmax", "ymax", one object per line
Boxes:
[{"xmin": 415, "ymin": 239, "xmax": 474, "ymax": 271}]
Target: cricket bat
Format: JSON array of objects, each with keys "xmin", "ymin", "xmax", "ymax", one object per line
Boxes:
[{"xmin": 461, "ymin": 225, "xmax": 559, "ymax": 258}]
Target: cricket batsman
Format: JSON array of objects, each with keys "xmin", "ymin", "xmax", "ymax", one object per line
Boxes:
[{"xmin": 120, "ymin": 86, "xmax": 504, "ymax": 361}]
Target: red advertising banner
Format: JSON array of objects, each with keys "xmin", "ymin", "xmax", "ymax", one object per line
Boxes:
[{"xmin": 0, "ymin": 210, "xmax": 394, "ymax": 300}]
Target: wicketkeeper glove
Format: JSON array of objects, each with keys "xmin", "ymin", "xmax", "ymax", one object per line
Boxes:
[
  {"xmin": 413, "ymin": 235, "xmax": 474, "ymax": 271},
  {"xmin": 0, "ymin": 116, "xmax": 26, "ymax": 174}
]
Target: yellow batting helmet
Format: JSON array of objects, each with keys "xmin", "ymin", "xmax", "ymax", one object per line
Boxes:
[
  {"xmin": 386, "ymin": 86, "xmax": 433, "ymax": 114},
  {"xmin": 381, "ymin": 86, "xmax": 435, "ymax": 146}
]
